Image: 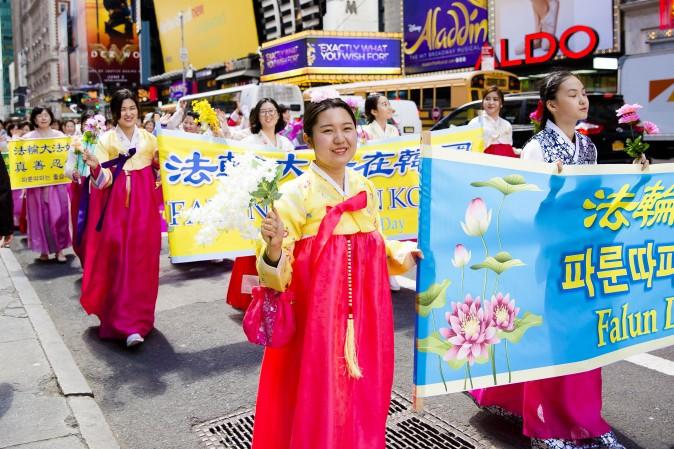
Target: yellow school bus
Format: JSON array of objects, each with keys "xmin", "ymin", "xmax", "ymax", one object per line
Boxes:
[{"xmin": 328, "ymin": 70, "xmax": 521, "ymax": 128}]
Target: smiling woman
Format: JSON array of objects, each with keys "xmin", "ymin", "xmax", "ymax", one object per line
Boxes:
[
  {"xmin": 79, "ymin": 89, "xmax": 162, "ymax": 349},
  {"xmin": 250, "ymin": 97, "xmax": 420, "ymax": 449}
]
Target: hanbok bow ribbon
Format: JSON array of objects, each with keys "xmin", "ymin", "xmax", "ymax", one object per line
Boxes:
[
  {"xmin": 95, "ymin": 148, "xmax": 137, "ymax": 232},
  {"xmin": 310, "ymin": 190, "xmax": 367, "ymax": 266}
]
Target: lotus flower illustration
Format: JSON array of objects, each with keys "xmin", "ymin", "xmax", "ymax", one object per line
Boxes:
[
  {"xmin": 461, "ymin": 198, "xmax": 492, "ymax": 237},
  {"xmin": 439, "ymin": 295, "xmax": 499, "ymax": 365}
]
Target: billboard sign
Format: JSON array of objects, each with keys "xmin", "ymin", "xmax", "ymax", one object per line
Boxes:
[
  {"xmin": 403, "ymin": 0, "xmax": 488, "ymax": 74},
  {"xmin": 86, "ymin": 0, "xmax": 140, "ymax": 85},
  {"xmin": 260, "ymin": 32, "xmax": 401, "ymax": 82},
  {"xmin": 489, "ymin": 0, "xmax": 619, "ymax": 67},
  {"xmin": 153, "ymin": 0, "xmax": 259, "ymax": 72}
]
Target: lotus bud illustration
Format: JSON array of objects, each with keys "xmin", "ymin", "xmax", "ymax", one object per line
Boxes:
[
  {"xmin": 461, "ymin": 198, "xmax": 492, "ymax": 237},
  {"xmin": 439, "ymin": 295, "xmax": 499, "ymax": 365},
  {"xmin": 490, "ymin": 292, "xmax": 520, "ymax": 331},
  {"xmin": 451, "ymin": 244, "xmax": 472, "ymax": 268}
]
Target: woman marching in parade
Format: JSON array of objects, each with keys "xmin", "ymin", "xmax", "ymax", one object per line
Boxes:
[
  {"xmin": 80, "ymin": 89, "xmax": 161, "ymax": 347},
  {"xmin": 469, "ymin": 86, "xmax": 519, "ymax": 158},
  {"xmin": 23, "ymin": 107, "xmax": 72, "ymax": 262},
  {"xmin": 469, "ymin": 71, "xmax": 625, "ymax": 449},
  {"xmin": 251, "ymin": 97, "xmax": 420, "ymax": 449},
  {"xmin": 241, "ymin": 98, "xmax": 295, "ymax": 151}
]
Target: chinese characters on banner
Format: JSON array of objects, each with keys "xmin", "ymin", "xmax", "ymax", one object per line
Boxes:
[
  {"xmin": 7, "ymin": 138, "xmax": 71, "ymax": 189},
  {"xmin": 157, "ymin": 130, "xmax": 422, "ymax": 262},
  {"xmin": 414, "ymin": 146, "xmax": 674, "ymax": 397}
]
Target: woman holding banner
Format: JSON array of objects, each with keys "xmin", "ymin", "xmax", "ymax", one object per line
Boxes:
[
  {"xmin": 80, "ymin": 89, "xmax": 161, "ymax": 348},
  {"xmin": 23, "ymin": 107, "xmax": 71, "ymax": 263},
  {"xmin": 470, "ymin": 71, "xmax": 624, "ymax": 449},
  {"xmin": 468, "ymin": 86, "xmax": 518, "ymax": 158},
  {"xmin": 241, "ymin": 98, "xmax": 294, "ymax": 151}
]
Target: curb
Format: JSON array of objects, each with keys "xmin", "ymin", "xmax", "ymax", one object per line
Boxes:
[{"xmin": 0, "ymin": 248, "xmax": 121, "ymax": 449}]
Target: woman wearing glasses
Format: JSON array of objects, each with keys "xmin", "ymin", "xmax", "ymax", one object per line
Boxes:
[{"xmin": 241, "ymin": 98, "xmax": 295, "ymax": 152}]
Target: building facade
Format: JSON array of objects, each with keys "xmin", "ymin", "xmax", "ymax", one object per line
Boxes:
[
  {"xmin": 0, "ymin": 0, "xmax": 14, "ymax": 118},
  {"xmin": 621, "ymin": 0, "xmax": 674, "ymax": 54},
  {"xmin": 11, "ymin": 0, "xmax": 66, "ymax": 115}
]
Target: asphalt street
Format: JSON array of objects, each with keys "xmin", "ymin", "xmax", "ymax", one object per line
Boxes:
[{"xmin": 7, "ymin": 235, "xmax": 674, "ymax": 449}]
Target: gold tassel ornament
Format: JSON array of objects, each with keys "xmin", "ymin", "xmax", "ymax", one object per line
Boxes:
[{"xmin": 344, "ymin": 237, "xmax": 363, "ymax": 379}]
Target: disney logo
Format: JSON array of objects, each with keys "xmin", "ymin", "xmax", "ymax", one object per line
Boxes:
[{"xmin": 407, "ymin": 24, "xmax": 421, "ymax": 33}]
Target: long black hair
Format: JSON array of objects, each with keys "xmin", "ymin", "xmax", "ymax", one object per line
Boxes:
[
  {"xmin": 303, "ymin": 98, "xmax": 357, "ymax": 139},
  {"xmin": 539, "ymin": 70, "xmax": 576, "ymax": 130},
  {"xmin": 364, "ymin": 94, "xmax": 385, "ymax": 123},
  {"xmin": 249, "ymin": 98, "xmax": 285, "ymax": 135}
]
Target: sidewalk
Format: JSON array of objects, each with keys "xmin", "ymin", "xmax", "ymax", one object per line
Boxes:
[{"xmin": 0, "ymin": 248, "xmax": 120, "ymax": 449}]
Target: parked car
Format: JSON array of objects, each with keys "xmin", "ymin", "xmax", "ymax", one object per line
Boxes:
[{"xmin": 430, "ymin": 92, "xmax": 634, "ymax": 163}]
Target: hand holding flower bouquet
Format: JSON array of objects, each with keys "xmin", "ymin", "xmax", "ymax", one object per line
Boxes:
[
  {"xmin": 191, "ymin": 99, "xmax": 221, "ymax": 134},
  {"xmin": 183, "ymin": 152, "xmax": 282, "ymax": 245},
  {"xmin": 73, "ymin": 114, "xmax": 106, "ymax": 177},
  {"xmin": 616, "ymin": 103, "xmax": 660, "ymax": 158}
]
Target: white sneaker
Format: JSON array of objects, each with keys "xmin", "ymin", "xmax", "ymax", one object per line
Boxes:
[
  {"xmin": 126, "ymin": 333, "xmax": 144, "ymax": 347},
  {"xmin": 389, "ymin": 276, "xmax": 401, "ymax": 292}
]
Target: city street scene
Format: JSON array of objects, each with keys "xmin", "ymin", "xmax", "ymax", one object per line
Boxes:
[{"xmin": 0, "ymin": 1, "xmax": 673, "ymax": 449}]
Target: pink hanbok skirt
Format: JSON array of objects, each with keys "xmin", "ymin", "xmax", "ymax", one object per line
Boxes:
[
  {"xmin": 80, "ymin": 166, "xmax": 161, "ymax": 340},
  {"xmin": 25, "ymin": 185, "xmax": 71, "ymax": 254}
]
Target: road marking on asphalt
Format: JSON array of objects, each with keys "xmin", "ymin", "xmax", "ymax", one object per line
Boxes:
[
  {"xmin": 395, "ymin": 276, "xmax": 674, "ymax": 377},
  {"xmin": 625, "ymin": 353, "xmax": 674, "ymax": 376}
]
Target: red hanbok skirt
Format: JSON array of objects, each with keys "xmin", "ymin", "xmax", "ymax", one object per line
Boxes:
[
  {"xmin": 251, "ymin": 229, "xmax": 394, "ymax": 449},
  {"xmin": 484, "ymin": 143, "xmax": 519, "ymax": 158},
  {"xmin": 80, "ymin": 166, "xmax": 161, "ymax": 340}
]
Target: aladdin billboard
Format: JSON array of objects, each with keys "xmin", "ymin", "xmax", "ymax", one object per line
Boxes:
[
  {"xmin": 403, "ymin": 0, "xmax": 488, "ymax": 74},
  {"xmin": 260, "ymin": 32, "xmax": 402, "ymax": 82},
  {"xmin": 489, "ymin": 0, "xmax": 620, "ymax": 67},
  {"xmin": 86, "ymin": 0, "xmax": 140, "ymax": 85}
]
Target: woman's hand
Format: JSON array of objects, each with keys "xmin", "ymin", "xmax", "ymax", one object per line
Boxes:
[
  {"xmin": 261, "ymin": 207, "xmax": 285, "ymax": 264},
  {"xmin": 82, "ymin": 150, "xmax": 100, "ymax": 170},
  {"xmin": 555, "ymin": 159, "xmax": 563, "ymax": 173},
  {"xmin": 72, "ymin": 170, "xmax": 81, "ymax": 182},
  {"xmin": 159, "ymin": 113, "xmax": 172, "ymax": 126},
  {"xmin": 633, "ymin": 153, "xmax": 649, "ymax": 171}
]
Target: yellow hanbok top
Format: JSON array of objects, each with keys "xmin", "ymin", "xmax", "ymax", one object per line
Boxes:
[
  {"xmin": 92, "ymin": 126, "xmax": 157, "ymax": 189},
  {"xmin": 257, "ymin": 162, "xmax": 417, "ymax": 292}
]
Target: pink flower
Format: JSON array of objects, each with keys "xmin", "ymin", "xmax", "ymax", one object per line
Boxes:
[
  {"xmin": 489, "ymin": 292, "xmax": 520, "ymax": 331},
  {"xmin": 461, "ymin": 198, "xmax": 492, "ymax": 237},
  {"xmin": 451, "ymin": 244, "xmax": 471, "ymax": 268},
  {"xmin": 439, "ymin": 295, "xmax": 500, "ymax": 365},
  {"xmin": 308, "ymin": 87, "xmax": 340, "ymax": 104},
  {"xmin": 618, "ymin": 112, "xmax": 640, "ymax": 125},
  {"xmin": 529, "ymin": 99, "xmax": 544, "ymax": 123},
  {"xmin": 616, "ymin": 103, "xmax": 642, "ymax": 117},
  {"xmin": 343, "ymin": 97, "xmax": 361, "ymax": 110},
  {"xmin": 642, "ymin": 121, "xmax": 660, "ymax": 134}
]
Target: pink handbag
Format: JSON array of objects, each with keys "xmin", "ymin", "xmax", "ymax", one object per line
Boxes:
[{"xmin": 242, "ymin": 286, "xmax": 295, "ymax": 348}]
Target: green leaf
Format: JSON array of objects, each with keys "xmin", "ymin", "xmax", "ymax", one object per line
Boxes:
[
  {"xmin": 497, "ymin": 312, "xmax": 543, "ymax": 343},
  {"xmin": 470, "ymin": 255, "xmax": 525, "ymax": 274},
  {"xmin": 471, "ymin": 176, "xmax": 541, "ymax": 196},
  {"xmin": 417, "ymin": 279, "xmax": 451, "ymax": 317},
  {"xmin": 417, "ymin": 332, "xmax": 465, "ymax": 369}
]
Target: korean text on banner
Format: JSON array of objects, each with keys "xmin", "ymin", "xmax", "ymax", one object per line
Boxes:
[
  {"xmin": 414, "ymin": 149, "xmax": 674, "ymax": 397},
  {"xmin": 7, "ymin": 137, "xmax": 71, "ymax": 189},
  {"xmin": 157, "ymin": 130, "xmax": 421, "ymax": 263}
]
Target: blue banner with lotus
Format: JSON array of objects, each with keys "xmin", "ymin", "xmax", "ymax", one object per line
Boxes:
[{"xmin": 414, "ymin": 148, "xmax": 674, "ymax": 397}]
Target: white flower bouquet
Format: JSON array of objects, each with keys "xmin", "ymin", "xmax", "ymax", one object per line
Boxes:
[{"xmin": 183, "ymin": 152, "xmax": 282, "ymax": 245}]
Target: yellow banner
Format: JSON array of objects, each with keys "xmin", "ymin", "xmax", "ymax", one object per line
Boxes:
[
  {"xmin": 429, "ymin": 125, "xmax": 485, "ymax": 152},
  {"xmin": 8, "ymin": 137, "xmax": 71, "ymax": 189},
  {"xmin": 157, "ymin": 130, "xmax": 421, "ymax": 262}
]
